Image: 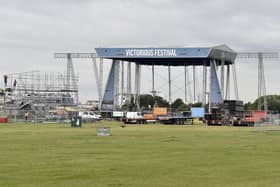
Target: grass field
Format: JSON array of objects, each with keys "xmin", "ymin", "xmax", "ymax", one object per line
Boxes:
[{"xmin": 1, "ymin": 122, "xmax": 280, "ymax": 187}]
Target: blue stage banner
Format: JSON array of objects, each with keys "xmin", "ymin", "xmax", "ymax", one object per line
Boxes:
[{"xmin": 95, "ymin": 48, "xmax": 210, "ymax": 58}]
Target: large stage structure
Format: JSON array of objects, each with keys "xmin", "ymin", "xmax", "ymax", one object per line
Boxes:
[
  {"xmin": 96, "ymin": 45, "xmax": 238, "ymax": 111},
  {"xmin": 55, "ymin": 45, "xmax": 240, "ymax": 112},
  {"xmin": 55, "ymin": 45, "xmax": 280, "ymax": 113}
]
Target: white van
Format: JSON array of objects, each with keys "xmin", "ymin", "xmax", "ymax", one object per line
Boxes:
[
  {"xmin": 78, "ymin": 111, "xmax": 101, "ymax": 121},
  {"xmin": 113, "ymin": 111, "xmax": 126, "ymax": 118},
  {"xmin": 125, "ymin": 112, "xmax": 146, "ymax": 124}
]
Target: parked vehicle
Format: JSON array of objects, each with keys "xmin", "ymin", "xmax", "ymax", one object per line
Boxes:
[
  {"xmin": 158, "ymin": 115, "xmax": 192, "ymax": 125},
  {"xmin": 124, "ymin": 112, "xmax": 146, "ymax": 124},
  {"xmin": 112, "ymin": 111, "xmax": 126, "ymax": 121},
  {"xmin": 143, "ymin": 106, "xmax": 168, "ymax": 123},
  {"xmin": 78, "ymin": 111, "xmax": 101, "ymax": 122}
]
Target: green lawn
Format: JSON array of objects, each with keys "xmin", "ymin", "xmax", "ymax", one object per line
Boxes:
[{"xmin": 1, "ymin": 122, "xmax": 280, "ymax": 187}]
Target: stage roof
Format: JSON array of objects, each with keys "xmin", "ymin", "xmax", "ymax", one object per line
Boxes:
[{"xmin": 95, "ymin": 45, "xmax": 237, "ymax": 66}]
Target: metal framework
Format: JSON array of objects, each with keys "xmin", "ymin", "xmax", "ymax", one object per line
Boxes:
[
  {"xmin": 3, "ymin": 71, "xmax": 78, "ymax": 122},
  {"xmin": 54, "ymin": 53, "xmax": 104, "ymax": 110},
  {"xmin": 53, "ymin": 47, "xmax": 280, "ymax": 115},
  {"xmin": 236, "ymin": 52, "xmax": 279, "ymax": 112},
  {"xmin": 95, "ymin": 45, "xmax": 237, "ymax": 111}
]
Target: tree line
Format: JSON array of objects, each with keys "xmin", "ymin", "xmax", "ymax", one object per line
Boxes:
[
  {"xmin": 244, "ymin": 95, "xmax": 280, "ymax": 113},
  {"xmin": 122, "ymin": 94, "xmax": 280, "ymax": 113},
  {"xmin": 122, "ymin": 94, "xmax": 202, "ymax": 111}
]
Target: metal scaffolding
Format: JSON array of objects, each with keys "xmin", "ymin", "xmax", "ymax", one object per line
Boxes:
[{"xmin": 3, "ymin": 71, "xmax": 78, "ymax": 122}]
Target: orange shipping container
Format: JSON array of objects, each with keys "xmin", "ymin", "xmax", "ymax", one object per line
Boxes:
[
  {"xmin": 153, "ymin": 107, "xmax": 167, "ymax": 116},
  {"xmin": 144, "ymin": 114, "xmax": 154, "ymax": 120},
  {"xmin": 245, "ymin": 111, "xmax": 267, "ymax": 123}
]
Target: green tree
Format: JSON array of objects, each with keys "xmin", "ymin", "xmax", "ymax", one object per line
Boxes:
[
  {"xmin": 170, "ymin": 98, "xmax": 190, "ymax": 111},
  {"xmin": 171, "ymin": 98, "xmax": 184, "ymax": 109},
  {"xmin": 244, "ymin": 95, "xmax": 280, "ymax": 113},
  {"xmin": 139, "ymin": 94, "xmax": 154, "ymax": 108},
  {"xmin": 178, "ymin": 103, "xmax": 190, "ymax": 111},
  {"xmin": 129, "ymin": 94, "xmax": 170, "ymax": 109},
  {"xmin": 266, "ymin": 95, "xmax": 280, "ymax": 113},
  {"xmin": 153, "ymin": 96, "xmax": 169, "ymax": 107},
  {"xmin": 192, "ymin": 102, "xmax": 203, "ymax": 107},
  {"xmin": 244, "ymin": 102, "xmax": 256, "ymax": 111}
]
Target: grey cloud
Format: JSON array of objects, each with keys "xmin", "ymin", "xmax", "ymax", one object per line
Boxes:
[{"xmin": 0, "ymin": 0, "xmax": 280, "ymax": 102}]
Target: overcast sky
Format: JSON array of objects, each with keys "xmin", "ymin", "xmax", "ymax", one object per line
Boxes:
[{"xmin": 0, "ymin": 0, "xmax": 280, "ymax": 103}]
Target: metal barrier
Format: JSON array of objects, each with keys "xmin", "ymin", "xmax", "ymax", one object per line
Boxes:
[
  {"xmin": 96, "ymin": 127, "xmax": 111, "ymax": 136},
  {"xmin": 254, "ymin": 114, "xmax": 280, "ymax": 132}
]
